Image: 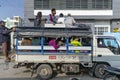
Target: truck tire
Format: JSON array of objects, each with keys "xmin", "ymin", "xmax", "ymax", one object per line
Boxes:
[
  {"xmin": 94, "ymin": 64, "xmax": 108, "ymax": 79},
  {"xmin": 103, "ymin": 74, "xmax": 119, "ymax": 80},
  {"xmin": 37, "ymin": 64, "xmax": 53, "ymax": 80}
]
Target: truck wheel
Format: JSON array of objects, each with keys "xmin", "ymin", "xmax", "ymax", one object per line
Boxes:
[
  {"xmin": 94, "ymin": 64, "xmax": 108, "ymax": 79},
  {"xmin": 103, "ymin": 74, "xmax": 119, "ymax": 80},
  {"xmin": 37, "ymin": 64, "xmax": 53, "ymax": 80}
]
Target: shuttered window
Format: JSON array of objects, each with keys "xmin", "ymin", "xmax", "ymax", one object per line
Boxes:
[{"xmin": 34, "ymin": 0, "xmax": 112, "ymax": 10}]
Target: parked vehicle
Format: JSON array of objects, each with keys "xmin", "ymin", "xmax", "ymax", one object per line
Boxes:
[
  {"xmin": 0, "ymin": 44, "xmax": 2, "ymax": 52},
  {"xmin": 103, "ymin": 66, "xmax": 120, "ymax": 80},
  {"xmin": 13, "ymin": 23, "xmax": 120, "ymax": 80}
]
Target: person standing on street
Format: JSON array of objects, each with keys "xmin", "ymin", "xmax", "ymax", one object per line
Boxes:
[{"xmin": 0, "ymin": 21, "xmax": 15, "ymax": 62}]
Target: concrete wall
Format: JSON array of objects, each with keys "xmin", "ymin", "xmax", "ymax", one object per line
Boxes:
[
  {"xmin": 113, "ymin": 0, "xmax": 120, "ymax": 19},
  {"xmin": 24, "ymin": 0, "xmax": 34, "ymax": 26}
]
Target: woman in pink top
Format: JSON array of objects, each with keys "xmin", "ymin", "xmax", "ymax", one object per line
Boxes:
[{"xmin": 49, "ymin": 38, "xmax": 64, "ymax": 52}]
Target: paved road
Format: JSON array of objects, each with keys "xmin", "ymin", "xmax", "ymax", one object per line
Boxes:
[{"xmin": 0, "ymin": 56, "xmax": 102, "ymax": 80}]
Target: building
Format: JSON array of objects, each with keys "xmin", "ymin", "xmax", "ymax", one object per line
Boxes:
[
  {"xmin": 24, "ymin": 0, "xmax": 120, "ymax": 35},
  {"xmin": 4, "ymin": 16, "xmax": 23, "ymax": 28}
]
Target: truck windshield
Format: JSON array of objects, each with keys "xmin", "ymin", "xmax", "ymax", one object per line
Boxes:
[{"xmin": 97, "ymin": 38, "xmax": 119, "ymax": 55}]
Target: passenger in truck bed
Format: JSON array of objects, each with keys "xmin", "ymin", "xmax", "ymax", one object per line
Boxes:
[
  {"xmin": 49, "ymin": 38, "xmax": 64, "ymax": 52},
  {"xmin": 21, "ymin": 38, "xmax": 32, "ymax": 52},
  {"xmin": 70, "ymin": 37, "xmax": 82, "ymax": 53},
  {"xmin": 21, "ymin": 38, "xmax": 32, "ymax": 45},
  {"xmin": 82, "ymin": 38, "xmax": 91, "ymax": 46}
]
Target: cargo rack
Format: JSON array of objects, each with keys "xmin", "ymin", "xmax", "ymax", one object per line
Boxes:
[{"xmin": 14, "ymin": 23, "xmax": 93, "ymax": 38}]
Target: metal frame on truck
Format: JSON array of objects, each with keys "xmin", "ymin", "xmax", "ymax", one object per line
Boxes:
[{"xmin": 14, "ymin": 23, "xmax": 94, "ymax": 80}]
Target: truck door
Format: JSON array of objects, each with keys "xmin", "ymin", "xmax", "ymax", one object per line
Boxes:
[{"xmin": 94, "ymin": 37, "xmax": 120, "ymax": 68}]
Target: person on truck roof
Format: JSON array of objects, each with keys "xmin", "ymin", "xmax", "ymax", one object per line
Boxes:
[
  {"xmin": 57, "ymin": 13, "xmax": 65, "ymax": 24},
  {"xmin": 64, "ymin": 13, "xmax": 76, "ymax": 27},
  {"xmin": 47, "ymin": 8, "xmax": 57, "ymax": 24},
  {"xmin": 34, "ymin": 12, "xmax": 42, "ymax": 27}
]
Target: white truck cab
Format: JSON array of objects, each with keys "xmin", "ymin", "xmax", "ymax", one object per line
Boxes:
[
  {"xmin": 94, "ymin": 33, "xmax": 120, "ymax": 67},
  {"xmin": 92, "ymin": 34, "xmax": 120, "ymax": 78}
]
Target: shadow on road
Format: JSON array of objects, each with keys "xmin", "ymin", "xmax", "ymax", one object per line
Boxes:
[{"xmin": 0, "ymin": 78, "xmax": 36, "ymax": 80}]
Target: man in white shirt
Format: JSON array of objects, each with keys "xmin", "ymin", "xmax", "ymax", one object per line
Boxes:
[
  {"xmin": 57, "ymin": 13, "xmax": 65, "ymax": 24},
  {"xmin": 65, "ymin": 13, "xmax": 76, "ymax": 27}
]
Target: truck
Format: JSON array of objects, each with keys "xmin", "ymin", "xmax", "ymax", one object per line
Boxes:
[
  {"xmin": 0, "ymin": 44, "xmax": 2, "ymax": 52},
  {"xmin": 13, "ymin": 23, "xmax": 120, "ymax": 80}
]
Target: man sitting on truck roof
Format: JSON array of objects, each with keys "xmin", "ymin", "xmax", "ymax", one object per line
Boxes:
[
  {"xmin": 64, "ymin": 13, "xmax": 76, "ymax": 27},
  {"xmin": 47, "ymin": 8, "xmax": 57, "ymax": 24},
  {"xmin": 57, "ymin": 13, "xmax": 65, "ymax": 24}
]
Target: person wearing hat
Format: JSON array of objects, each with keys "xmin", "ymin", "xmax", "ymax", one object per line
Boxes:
[{"xmin": 0, "ymin": 21, "xmax": 15, "ymax": 62}]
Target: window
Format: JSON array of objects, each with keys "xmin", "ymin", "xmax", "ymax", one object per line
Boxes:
[
  {"xmin": 97, "ymin": 38, "xmax": 120, "ymax": 55},
  {"xmin": 66, "ymin": 0, "xmax": 88, "ymax": 9},
  {"xmin": 66, "ymin": 0, "xmax": 73, "ymax": 9},
  {"xmin": 80, "ymin": 0, "xmax": 88, "ymax": 9},
  {"xmin": 14, "ymin": 17, "xmax": 19, "ymax": 21},
  {"xmin": 34, "ymin": 0, "xmax": 49, "ymax": 9},
  {"xmin": 34, "ymin": 0, "xmax": 112, "ymax": 10},
  {"xmin": 92, "ymin": 0, "xmax": 112, "ymax": 9},
  {"xmin": 104, "ymin": 0, "xmax": 109, "ymax": 8},
  {"xmin": 97, "ymin": 38, "xmax": 106, "ymax": 48},
  {"xmin": 14, "ymin": 22, "xmax": 19, "ymax": 26},
  {"xmin": 94, "ymin": 27, "xmax": 109, "ymax": 35},
  {"xmin": 74, "ymin": 0, "xmax": 80, "ymax": 8}
]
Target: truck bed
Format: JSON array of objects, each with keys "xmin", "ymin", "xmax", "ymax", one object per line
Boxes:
[{"xmin": 16, "ymin": 54, "xmax": 91, "ymax": 63}]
